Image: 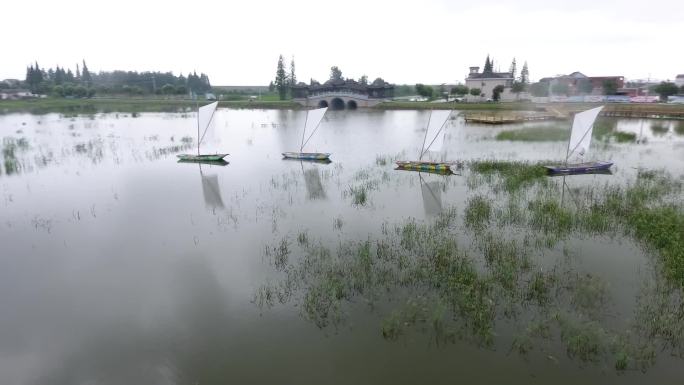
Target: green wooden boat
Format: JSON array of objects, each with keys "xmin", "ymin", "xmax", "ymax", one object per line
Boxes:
[{"xmin": 177, "ymin": 153, "xmax": 229, "ymax": 162}]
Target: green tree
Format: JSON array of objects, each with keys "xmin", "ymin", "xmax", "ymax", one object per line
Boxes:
[
  {"xmin": 529, "ymin": 82, "xmax": 549, "ymax": 97},
  {"xmin": 415, "ymin": 83, "xmax": 434, "ymax": 98},
  {"xmin": 551, "ymin": 82, "xmax": 569, "ymax": 96},
  {"xmin": 602, "ymin": 79, "xmax": 618, "ymax": 95},
  {"xmin": 274, "ymin": 55, "xmax": 287, "ymax": 100},
  {"xmin": 52, "ymin": 85, "xmax": 64, "ymax": 97},
  {"xmin": 81, "ymin": 60, "xmax": 92, "ymax": 87},
  {"xmin": 520, "ymin": 61, "xmax": 529, "ymax": 84},
  {"xmin": 289, "ymin": 56, "xmax": 296, "ymax": 85},
  {"xmin": 74, "ymin": 85, "xmax": 88, "ymax": 98},
  {"xmin": 330, "ymin": 66, "xmax": 343, "ymax": 81},
  {"xmin": 653, "ymin": 81, "xmax": 679, "ymax": 101},
  {"xmin": 175, "ymin": 85, "xmax": 187, "ymax": 95},
  {"xmin": 451, "ymin": 84, "xmax": 469, "ymax": 96},
  {"xmin": 492, "ymin": 85, "xmax": 505, "ymax": 101},
  {"xmin": 483, "ymin": 55, "xmax": 493, "ymax": 74},
  {"xmin": 469, "ymin": 88, "xmax": 481, "ymax": 97},
  {"xmin": 511, "ymin": 81, "xmax": 526, "ymax": 98},
  {"xmin": 63, "ymin": 84, "xmax": 75, "ymax": 96},
  {"xmin": 358, "ymin": 75, "xmax": 368, "ymax": 85},
  {"xmin": 268, "ymin": 81, "xmax": 275, "ymax": 92},
  {"xmin": 161, "ymin": 83, "xmax": 176, "ymax": 95},
  {"xmin": 578, "ymin": 79, "xmax": 594, "ymax": 94}
]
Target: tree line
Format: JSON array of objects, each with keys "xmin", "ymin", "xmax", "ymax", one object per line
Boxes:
[{"xmin": 23, "ymin": 60, "xmax": 212, "ymax": 97}]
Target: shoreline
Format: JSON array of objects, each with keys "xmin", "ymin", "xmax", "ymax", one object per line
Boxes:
[{"xmin": 1, "ymin": 98, "xmax": 683, "ymax": 119}]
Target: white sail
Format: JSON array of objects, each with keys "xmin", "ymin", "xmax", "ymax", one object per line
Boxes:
[
  {"xmin": 424, "ymin": 110, "xmax": 451, "ymax": 153},
  {"xmin": 301, "ymin": 107, "xmax": 328, "ymax": 150},
  {"xmin": 198, "ymin": 101, "xmax": 219, "ymax": 145},
  {"xmin": 567, "ymin": 106, "xmax": 603, "ymax": 159}
]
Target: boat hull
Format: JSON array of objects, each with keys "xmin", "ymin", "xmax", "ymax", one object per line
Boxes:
[
  {"xmin": 395, "ymin": 160, "xmax": 457, "ymax": 173},
  {"xmin": 544, "ymin": 161, "xmax": 613, "ymax": 175},
  {"xmin": 282, "ymin": 152, "xmax": 331, "ymax": 161},
  {"xmin": 177, "ymin": 153, "xmax": 229, "ymax": 162}
]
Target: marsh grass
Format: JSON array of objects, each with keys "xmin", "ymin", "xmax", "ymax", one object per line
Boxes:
[
  {"xmin": 612, "ymin": 131, "xmax": 637, "ymax": 143},
  {"xmin": 495, "ymin": 126, "xmax": 568, "ymax": 142},
  {"xmin": 650, "ymin": 122, "xmax": 670, "ymax": 135},
  {"xmin": 470, "ymin": 160, "xmax": 548, "ymax": 192},
  {"xmin": 257, "ymin": 162, "xmax": 683, "ymax": 372}
]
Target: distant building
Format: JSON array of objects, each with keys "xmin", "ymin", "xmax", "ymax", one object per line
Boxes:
[
  {"xmin": 465, "ymin": 65, "xmax": 515, "ymax": 101},
  {"xmin": 0, "ymin": 89, "xmax": 34, "ymax": 100},
  {"xmin": 540, "ymin": 72, "xmax": 625, "ymax": 95},
  {"xmin": 291, "ymin": 77, "xmax": 394, "ymax": 109},
  {"xmin": 676, "ymin": 74, "xmax": 684, "ymax": 88}
]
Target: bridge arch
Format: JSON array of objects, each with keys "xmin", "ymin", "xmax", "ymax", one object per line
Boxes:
[
  {"xmin": 317, "ymin": 100, "xmax": 329, "ymax": 108},
  {"xmin": 346, "ymin": 100, "xmax": 357, "ymax": 110},
  {"xmin": 330, "ymin": 98, "xmax": 345, "ymax": 110}
]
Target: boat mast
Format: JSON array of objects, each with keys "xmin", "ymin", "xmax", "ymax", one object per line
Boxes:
[
  {"xmin": 300, "ymin": 110, "xmax": 309, "ymax": 153},
  {"xmin": 419, "ymin": 111, "xmax": 433, "ymax": 161},
  {"xmin": 196, "ymin": 97, "xmax": 200, "ymax": 156}
]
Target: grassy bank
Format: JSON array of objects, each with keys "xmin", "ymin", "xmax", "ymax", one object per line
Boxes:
[{"xmin": 0, "ymin": 97, "xmax": 301, "ymax": 114}]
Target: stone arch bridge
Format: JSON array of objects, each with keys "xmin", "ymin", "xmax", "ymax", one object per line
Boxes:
[{"xmin": 293, "ymin": 92, "xmax": 386, "ymax": 110}]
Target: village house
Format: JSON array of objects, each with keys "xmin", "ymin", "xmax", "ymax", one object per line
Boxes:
[
  {"xmin": 539, "ymin": 72, "xmax": 625, "ymax": 95},
  {"xmin": 464, "ymin": 65, "xmax": 515, "ymax": 102}
]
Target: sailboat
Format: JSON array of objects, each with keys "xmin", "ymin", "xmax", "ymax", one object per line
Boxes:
[
  {"xmin": 282, "ymin": 107, "xmax": 331, "ymax": 161},
  {"xmin": 544, "ymin": 106, "xmax": 613, "ymax": 174},
  {"xmin": 395, "ymin": 109, "xmax": 457, "ymax": 173},
  {"xmin": 177, "ymin": 101, "xmax": 229, "ymax": 162}
]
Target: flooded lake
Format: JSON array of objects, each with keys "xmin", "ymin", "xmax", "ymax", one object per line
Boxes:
[{"xmin": 1, "ymin": 109, "xmax": 683, "ymax": 384}]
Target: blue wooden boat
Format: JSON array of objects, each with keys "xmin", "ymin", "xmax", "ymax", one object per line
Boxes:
[
  {"xmin": 545, "ymin": 106, "xmax": 613, "ymax": 176},
  {"xmin": 282, "ymin": 152, "xmax": 331, "ymax": 161},
  {"xmin": 544, "ymin": 161, "xmax": 613, "ymax": 175}
]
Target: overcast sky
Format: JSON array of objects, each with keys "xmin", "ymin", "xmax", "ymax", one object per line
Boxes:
[{"xmin": 4, "ymin": 0, "xmax": 683, "ymax": 85}]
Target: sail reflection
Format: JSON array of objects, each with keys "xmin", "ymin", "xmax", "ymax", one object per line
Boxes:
[{"xmin": 303, "ymin": 167, "xmax": 326, "ymax": 200}]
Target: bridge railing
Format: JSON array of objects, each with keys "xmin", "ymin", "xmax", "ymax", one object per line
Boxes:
[{"xmin": 308, "ymin": 91, "xmax": 369, "ymax": 99}]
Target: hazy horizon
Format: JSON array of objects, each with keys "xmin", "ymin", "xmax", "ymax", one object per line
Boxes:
[{"xmin": 4, "ymin": 0, "xmax": 683, "ymax": 85}]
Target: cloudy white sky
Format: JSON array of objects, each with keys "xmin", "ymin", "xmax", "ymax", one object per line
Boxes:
[{"xmin": 3, "ymin": 0, "xmax": 683, "ymax": 85}]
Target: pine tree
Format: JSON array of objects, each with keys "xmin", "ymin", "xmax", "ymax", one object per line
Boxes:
[
  {"xmin": 520, "ymin": 62, "xmax": 529, "ymax": 84},
  {"xmin": 289, "ymin": 56, "xmax": 296, "ymax": 85},
  {"xmin": 76, "ymin": 63, "xmax": 81, "ymax": 80},
  {"xmin": 509, "ymin": 58, "xmax": 517, "ymax": 80},
  {"xmin": 275, "ymin": 55, "xmax": 287, "ymax": 100},
  {"xmin": 483, "ymin": 55, "xmax": 493, "ymax": 74},
  {"xmin": 81, "ymin": 60, "xmax": 92, "ymax": 87}
]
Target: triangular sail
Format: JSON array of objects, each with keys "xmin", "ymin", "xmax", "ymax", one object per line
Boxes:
[
  {"xmin": 421, "ymin": 110, "xmax": 451, "ymax": 157},
  {"xmin": 567, "ymin": 106, "xmax": 603, "ymax": 160},
  {"xmin": 301, "ymin": 107, "xmax": 328, "ymax": 151},
  {"xmin": 198, "ymin": 101, "xmax": 219, "ymax": 146}
]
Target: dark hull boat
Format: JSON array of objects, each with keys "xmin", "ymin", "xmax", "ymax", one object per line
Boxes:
[{"xmin": 544, "ymin": 161, "xmax": 613, "ymax": 175}]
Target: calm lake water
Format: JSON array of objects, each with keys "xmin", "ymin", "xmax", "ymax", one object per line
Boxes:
[{"xmin": 1, "ymin": 109, "xmax": 683, "ymax": 385}]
